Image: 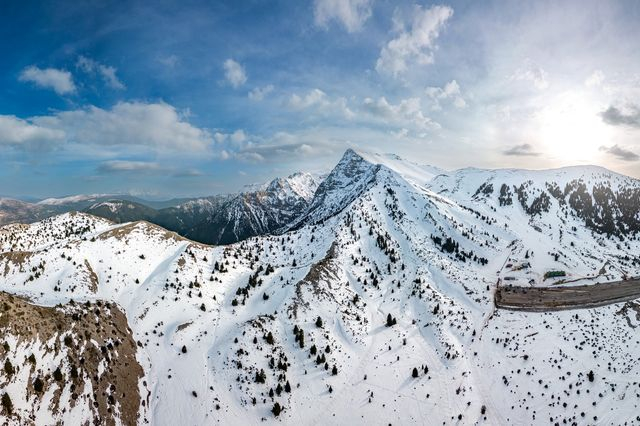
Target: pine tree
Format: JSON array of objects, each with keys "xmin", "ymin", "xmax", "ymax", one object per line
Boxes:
[
  {"xmin": 272, "ymin": 402, "xmax": 282, "ymax": 416},
  {"xmin": 412, "ymin": 367, "xmax": 419, "ymax": 378},
  {"xmin": 53, "ymin": 367, "xmax": 63, "ymax": 381},
  {"xmin": 284, "ymin": 381, "xmax": 291, "ymax": 393},
  {"xmin": 315, "ymin": 316, "xmax": 323, "ymax": 328},
  {"xmin": 33, "ymin": 377, "xmax": 44, "ymax": 393},
  {"xmin": 265, "ymin": 332, "xmax": 274, "ymax": 345},
  {"xmin": 332, "ymin": 365, "xmax": 338, "ymax": 375},
  {"xmin": 386, "ymin": 313, "xmax": 394, "ymax": 327},
  {"xmin": 255, "ymin": 369, "xmax": 266, "ymax": 384},
  {"xmin": 1, "ymin": 392, "xmax": 12, "ymax": 415},
  {"xmin": 3, "ymin": 359, "xmax": 14, "ymax": 376}
]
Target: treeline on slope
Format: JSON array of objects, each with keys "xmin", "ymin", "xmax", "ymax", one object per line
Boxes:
[
  {"xmin": 84, "ymin": 188, "xmax": 314, "ymax": 245},
  {"xmin": 479, "ymin": 179, "xmax": 640, "ymax": 238}
]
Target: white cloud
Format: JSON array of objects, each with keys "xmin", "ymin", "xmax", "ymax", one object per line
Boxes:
[
  {"xmin": 213, "ymin": 132, "xmax": 227, "ymax": 143},
  {"xmin": 585, "ymin": 70, "xmax": 605, "ymax": 87},
  {"xmin": 0, "ymin": 115, "xmax": 65, "ymax": 146},
  {"xmin": 362, "ymin": 96, "xmax": 440, "ymax": 131},
  {"xmin": 18, "ymin": 66, "xmax": 76, "ymax": 95},
  {"xmin": 248, "ymin": 85, "xmax": 274, "ymax": 101},
  {"xmin": 376, "ymin": 5, "xmax": 453, "ymax": 77},
  {"xmin": 425, "ymin": 80, "xmax": 466, "ymax": 109},
  {"xmin": 24, "ymin": 102, "xmax": 213, "ymax": 152},
  {"xmin": 289, "ymin": 88, "xmax": 328, "ymax": 109},
  {"xmin": 213, "ymin": 129, "xmax": 248, "ymax": 145},
  {"xmin": 313, "ymin": 0, "xmax": 372, "ymax": 33},
  {"xmin": 76, "ymin": 56, "xmax": 126, "ymax": 90},
  {"xmin": 158, "ymin": 54, "xmax": 179, "ymax": 68},
  {"xmin": 288, "ymin": 89, "xmax": 354, "ymax": 119},
  {"xmin": 223, "ymin": 59, "xmax": 247, "ymax": 88},
  {"xmin": 98, "ymin": 160, "xmax": 163, "ymax": 173},
  {"xmin": 512, "ymin": 59, "xmax": 549, "ymax": 90},
  {"xmin": 230, "ymin": 129, "xmax": 247, "ymax": 144}
]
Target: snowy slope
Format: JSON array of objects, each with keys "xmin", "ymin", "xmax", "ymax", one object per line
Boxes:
[{"xmin": 0, "ymin": 150, "xmax": 639, "ymax": 425}]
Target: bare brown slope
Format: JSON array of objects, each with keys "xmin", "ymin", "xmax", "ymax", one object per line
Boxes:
[{"xmin": 0, "ymin": 292, "xmax": 145, "ymax": 425}]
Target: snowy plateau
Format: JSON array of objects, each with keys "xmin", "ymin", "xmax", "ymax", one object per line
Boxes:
[{"xmin": 1, "ymin": 149, "xmax": 640, "ymax": 425}]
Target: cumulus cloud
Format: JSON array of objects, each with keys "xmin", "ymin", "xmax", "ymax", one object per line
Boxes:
[
  {"xmin": 362, "ymin": 96, "xmax": 439, "ymax": 131},
  {"xmin": 0, "ymin": 115, "xmax": 65, "ymax": 146},
  {"xmin": 248, "ymin": 85, "xmax": 274, "ymax": 101},
  {"xmin": 18, "ymin": 66, "xmax": 76, "ymax": 95},
  {"xmin": 601, "ymin": 104, "xmax": 640, "ymax": 128},
  {"xmin": 376, "ymin": 5, "xmax": 453, "ymax": 77},
  {"xmin": 98, "ymin": 160, "xmax": 163, "ymax": 173},
  {"xmin": 599, "ymin": 144, "xmax": 639, "ymax": 161},
  {"xmin": 288, "ymin": 89, "xmax": 354, "ymax": 119},
  {"xmin": 223, "ymin": 59, "xmax": 247, "ymax": 88},
  {"xmin": 1, "ymin": 102, "xmax": 212, "ymax": 154},
  {"xmin": 313, "ymin": 0, "xmax": 372, "ymax": 33},
  {"xmin": 213, "ymin": 129, "xmax": 248, "ymax": 145},
  {"xmin": 502, "ymin": 143, "xmax": 540, "ymax": 157},
  {"xmin": 512, "ymin": 59, "xmax": 549, "ymax": 90},
  {"xmin": 230, "ymin": 129, "xmax": 247, "ymax": 144},
  {"xmin": 425, "ymin": 80, "xmax": 466, "ymax": 109},
  {"xmin": 76, "ymin": 56, "xmax": 125, "ymax": 90},
  {"xmin": 584, "ymin": 70, "xmax": 605, "ymax": 88}
]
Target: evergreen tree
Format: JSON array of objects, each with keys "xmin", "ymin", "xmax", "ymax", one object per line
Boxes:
[
  {"xmin": 1, "ymin": 393, "xmax": 12, "ymax": 415},
  {"xmin": 33, "ymin": 377, "xmax": 44, "ymax": 393},
  {"xmin": 412, "ymin": 367, "xmax": 419, "ymax": 378},
  {"xmin": 53, "ymin": 367, "xmax": 63, "ymax": 381},
  {"xmin": 386, "ymin": 313, "xmax": 394, "ymax": 327},
  {"xmin": 272, "ymin": 402, "xmax": 282, "ymax": 416},
  {"xmin": 265, "ymin": 332, "xmax": 274, "ymax": 345},
  {"xmin": 3, "ymin": 359, "xmax": 14, "ymax": 376}
]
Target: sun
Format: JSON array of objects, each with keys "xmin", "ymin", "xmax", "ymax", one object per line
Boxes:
[{"xmin": 535, "ymin": 91, "xmax": 612, "ymax": 163}]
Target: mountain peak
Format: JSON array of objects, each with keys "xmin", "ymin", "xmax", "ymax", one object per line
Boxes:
[{"xmin": 288, "ymin": 149, "xmax": 381, "ymax": 229}]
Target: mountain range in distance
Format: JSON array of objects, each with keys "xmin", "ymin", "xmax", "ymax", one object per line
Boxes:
[{"xmin": 0, "ymin": 149, "xmax": 639, "ymax": 425}]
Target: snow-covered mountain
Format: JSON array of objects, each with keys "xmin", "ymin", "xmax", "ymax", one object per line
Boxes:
[
  {"xmin": 1, "ymin": 150, "xmax": 639, "ymax": 425},
  {"xmin": 1, "ymin": 173, "xmax": 322, "ymax": 246},
  {"xmin": 0, "ymin": 194, "xmax": 185, "ymax": 227},
  {"xmin": 186, "ymin": 172, "xmax": 321, "ymax": 244}
]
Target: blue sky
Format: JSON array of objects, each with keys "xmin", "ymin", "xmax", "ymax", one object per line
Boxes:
[{"xmin": 1, "ymin": 0, "xmax": 639, "ymax": 199}]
